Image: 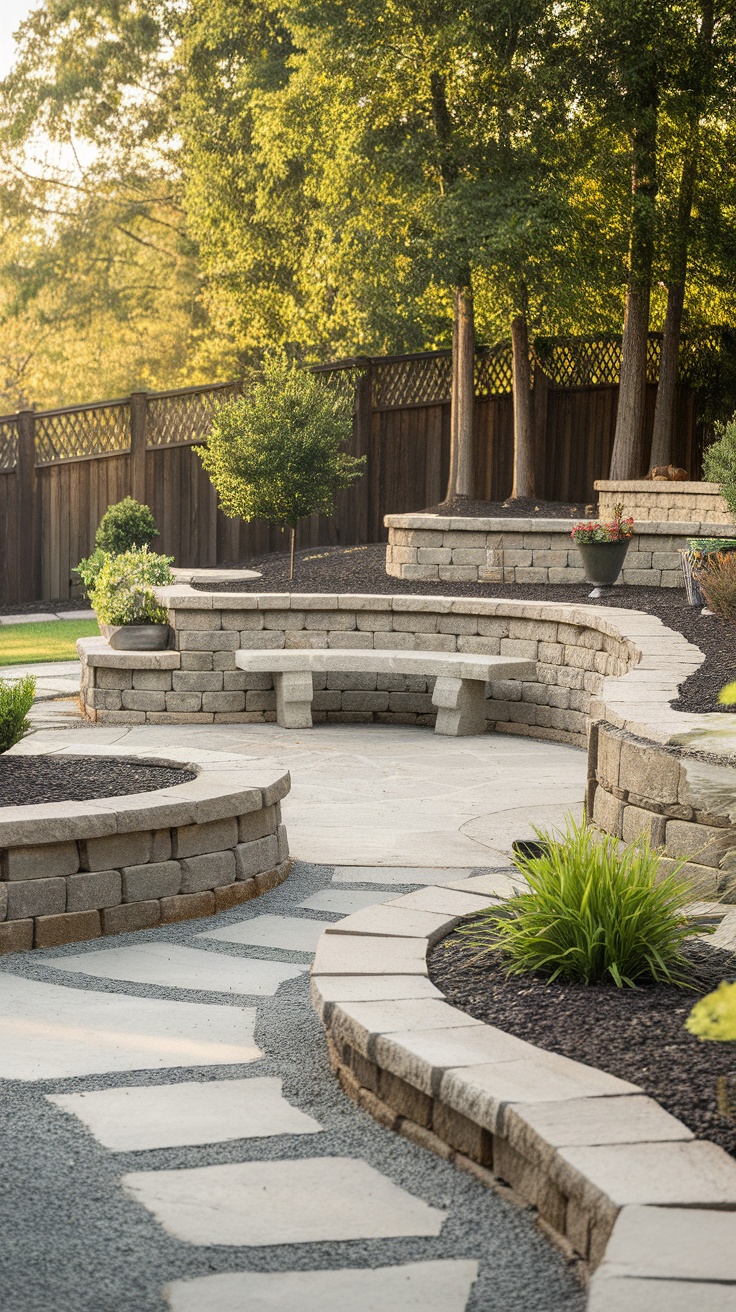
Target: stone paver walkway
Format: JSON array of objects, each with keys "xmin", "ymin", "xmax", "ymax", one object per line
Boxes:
[{"xmin": 1, "ymin": 721, "xmax": 587, "ymax": 1311}]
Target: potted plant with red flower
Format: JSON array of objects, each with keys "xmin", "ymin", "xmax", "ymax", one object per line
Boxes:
[{"xmin": 570, "ymin": 503, "xmax": 634, "ymax": 596}]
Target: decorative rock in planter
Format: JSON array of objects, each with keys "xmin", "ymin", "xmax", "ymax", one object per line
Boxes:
[{"xmin": 100, "ymin": 623, "xmax": 170, "ymax": 651}]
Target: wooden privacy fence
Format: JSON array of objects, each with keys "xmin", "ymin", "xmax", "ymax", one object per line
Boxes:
[{"xmin": 0, "ymin": 333, "xmax": 717, "ymax": 605}]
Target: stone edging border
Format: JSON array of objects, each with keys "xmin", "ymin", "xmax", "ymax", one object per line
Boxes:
[
  {"xmin": 0, "ymin": 747, "xmax": 292, "ymax": 954},
  {"xmin": 311, "ymin": 874, "xmax": 736, "ymax": 1310}
]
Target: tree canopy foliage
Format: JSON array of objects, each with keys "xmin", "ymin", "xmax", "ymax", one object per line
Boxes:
[{"xmin": 0, "ymin": 0, "xmax": 735, "ymax": 429}]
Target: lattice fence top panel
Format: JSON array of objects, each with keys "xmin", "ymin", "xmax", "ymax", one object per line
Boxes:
[
  {"xmin": 147, "ymin": 383, "xmax": 243, "ymax": 447},
  {"xmin": 35, "ymin": 403, "xmax": 130, "ymax": 465},
  {"xmin": 475, "ymin": 345, "xmax": 514, "ymax": 395},
  {"xmin": 0, "ymin": 418, "xmax": 18, "ymax": 472},
  {"xmin": 373, "ymin": 353, "xmax": 453, "ymax": 408}
]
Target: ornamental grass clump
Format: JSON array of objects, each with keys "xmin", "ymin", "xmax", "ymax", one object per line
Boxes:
[
  {"xmin": 460, "ymin": 817, "xmax": 698, "ymax": 988},
  {"xmin": 0, "ymin": 675, "xmax": 36, "ymax": 753},
  {"xmin": 698, "ymin": 552, "xmax": 736, "ymax": 621}
]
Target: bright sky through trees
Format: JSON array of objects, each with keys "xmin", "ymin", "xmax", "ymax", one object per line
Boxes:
[{"xmin": 0, "ymin": 0, "xmax": 34, "ymax": 79}]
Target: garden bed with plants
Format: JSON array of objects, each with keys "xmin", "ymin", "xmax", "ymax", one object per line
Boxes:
[
  {"xmin": 191, "ymin": 541, "xmax": 735, "ymax": 714},
  {"xmin": 428, "ymin": 823, "xmax": 736, "ymax": 1158},
  {"xmin": 0, "ymin": 755, "xmax": 195, "ymax": 806}
]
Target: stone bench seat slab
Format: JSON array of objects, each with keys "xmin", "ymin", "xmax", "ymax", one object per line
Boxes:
[{"xmin": 234, "ymin": 648, "xmax": 535, "ymax": 735}]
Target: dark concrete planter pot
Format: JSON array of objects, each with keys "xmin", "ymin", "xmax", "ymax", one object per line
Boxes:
[
  {"xmin": 100, "ymin": 623, "xmax": 170, "ymax": 651},
  {"xmin": 575, "ymin": 539, "xmax": 631, "ymax": 587}
]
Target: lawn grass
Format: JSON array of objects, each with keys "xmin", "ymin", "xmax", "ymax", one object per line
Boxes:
[{"xmin": 0, "ymin": 620, "xmax": 100, "ymax": 667}]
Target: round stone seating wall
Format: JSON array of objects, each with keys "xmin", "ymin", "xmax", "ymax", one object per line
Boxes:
[
  {"xmin": 0, "ymin": 751, "xmax": 291, "ymax": 956},
  {"xmin": 384, "ymin": 513, "xmax": 736, "ymax": 587},
  {"xmin": 77, "ymin": 589, "xmax": 736, "ymax": 899}
]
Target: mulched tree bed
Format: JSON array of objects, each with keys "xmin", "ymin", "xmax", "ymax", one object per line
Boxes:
[
  {"xmin": 423, "ymin": 496, "xmax": 596, "ymax": 519},
  {"xmin": 429, "ymin": 929, "xmax": 736, "ymax": 1157},
  {"xmin": 0, "ymin": 756, "xmax": 196, "ymax": 807},
  {"xmin": 188, "ymin": 542, "xmax": 735, "ymax": 715}
]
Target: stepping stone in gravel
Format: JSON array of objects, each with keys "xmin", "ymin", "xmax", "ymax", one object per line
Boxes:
[
  {"xmin": 298, "ymin": 889, "xmax": 397, "ymax": 914},
  {"xmin": 0, "ymin": 974, "xmax": 261, "ymax": 1081},
  {"xmin": 46, "ymin": 944, "xmax": 305, "ymax": 996},
  {"xmin": 332, "ymin": 867, "xmax": 482, "ymax": 885},
  {"xmin": 165, "ymin": 1260, "xmax": 479, "ymax": 1311},
  {"xmin": 123, "ymin": 1157, "xmax": 446, "ymax": 1246},
  {"xmin": 48, "ymin": 1077, "xmax": 321, "ymax": 1152},
  {"xmin": 199, "ymin": 915, "xmax": 331, "ymax": 954}
]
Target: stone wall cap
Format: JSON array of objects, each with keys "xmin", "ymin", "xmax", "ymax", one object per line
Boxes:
[
  {"xmin": 595, "ymin": 480, "xmax": 724, "ymax": 494},
  {"xmin": 77, "ymin": 637, "xmax": 181, "ymax": 669}
]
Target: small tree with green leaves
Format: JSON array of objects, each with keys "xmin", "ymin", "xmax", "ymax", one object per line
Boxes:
[
  {"xmin": 197, "ymin": 356, "xmax": 365, "ymax": 579},
  {"xmin": 703, "ymin": 415, "xmax": 736, "ymax": 518}
]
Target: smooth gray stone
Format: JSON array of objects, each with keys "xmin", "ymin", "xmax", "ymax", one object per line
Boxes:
[
  {"xmin": 199, "ymin": 914, "xmax": 332, "ymax": 954},
  {"xmin": 123, "ymin": 1157, "xmax": 446, "ymax": 1246},
  {"xmin": 164, "ymin": 1260, "xmax": 479, "ymax": 1311},
  {"xmin": 332, "ymin": 867, "xmax": 478, "ymax": 885},
  {"xmin": 0, "ymin": 974, "xmax": 260, "ymax": 1080},
  {"xmin": 48, "ymin": 1077, "xmax": 321, "ymax": 1151},
  {"xmin": 299, "ymin": 889, "xmax": 397, "ymax": 914},
  {"xmin": 45, "ymin": 944, "xmax": 305, "ymax": 995}
]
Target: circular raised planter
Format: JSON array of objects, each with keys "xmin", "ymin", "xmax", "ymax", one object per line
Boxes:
[{"xmin": 0, "ymin": 746, "xmax": 292, "ymax": 955}]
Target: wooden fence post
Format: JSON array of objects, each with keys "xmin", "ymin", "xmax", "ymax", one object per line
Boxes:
[
  {"xmin": 130, "ymin": 392, "xmax": 148, "ymax": 504},
  {"xmin": 16, "ymin": 410, "xmax": 39, "ymax": 603},
  {"xmin": 354, "ymin": 358, "xmax": 373, "ymax": 542}
]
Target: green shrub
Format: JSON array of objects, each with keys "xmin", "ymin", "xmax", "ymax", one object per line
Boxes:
[
  {"xmin": 197, "ymin": 354, "xmax": 365, "ymax": 578},
  {"xmin": 75, "ymin": 498, "xmax": 159, "ymax": 593},
  {"xmin": 89, "ymin": 547, "xmax": 174, "ymax": 626},
  {"xmin": 686, "ymin": 981, "xmax": 736, "ymax": 1041},
  {"xmin": 95, "ymin": 498, "xmax": 158, "ymax": 554},
  {"xmin": 0, "ymin": 675, "xmax": 36, "ymax": 753},
  {"xmin": 459, "ymin": 816, "xmax": 698, "ymax": 988},
  {"xmin": 703, "ymin": 415, "xmax": 736, "ymax": 517}
]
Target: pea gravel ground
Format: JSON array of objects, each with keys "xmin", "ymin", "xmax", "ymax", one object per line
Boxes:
[{"xmin": 0, "ymin": 859, "xmax": 584, "ymax": 1312}]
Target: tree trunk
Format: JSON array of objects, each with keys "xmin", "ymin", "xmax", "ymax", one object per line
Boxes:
[
  {"xmin": 446, "ymin": 281, "xmax": 475, "ymax": 501},
  {"xmin": 649, "ymin": 281, "xmax": 685, "ymax": 469},
  {"xmin": 510, "ymin": 313, "xmax": 534, "ymax": 499},
  {"xmin": 289, "ymin": 526, "xmax": 296, "ymax": 581},
  {"xmin": 649, "ymin": 0, "xmax": 713, "ymax": 470},
  {"xmin": 609, "ymin": 104, "xmax": 658, "ymax": 480}
]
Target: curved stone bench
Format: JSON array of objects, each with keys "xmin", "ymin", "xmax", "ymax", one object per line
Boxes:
[
  {"xmin": 312, "ymin": 880, "xmax": 736, "ymax": 1308},
  {"xmin": 0, "ymin": 748, "xmax": 291, "ymax": 955},
  {"xmin": 234, "ymin": 648, "xmax": 535, "ymax": 734}
]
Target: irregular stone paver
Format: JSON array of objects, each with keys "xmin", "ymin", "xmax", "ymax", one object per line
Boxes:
[
  {"xmin": 333, "ymin": 866, "xmax": 480, "ymax": 885},
  {"xmin": 200, "ymin": 914, "xmax": 332, "ymax": 953},
  {"xmin": 0, "ymin": 973, "xmax": 261, "ymax": 1080},
  {"xmin": 48, "ymin": 1077, "xmax": 322, "ymax": 1152},
  {"xmin": 165, "ymin": 1259, "xmax": 480, "ymax": 1312},
  {"xmin": 299, "ymin": 889, "xmax": 397, "ymax": 914},
  {"xmin": 123, "ymin": 1157, "xmax": 446, "ymax": 1246},
  {"xmin": 46, "ymin": 944, "xmax": 305, "ymax": 995}
]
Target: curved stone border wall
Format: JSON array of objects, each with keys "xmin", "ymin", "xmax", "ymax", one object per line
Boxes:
[
  {"xmin": 312, "ymin": 881, "xmax": 736, "ymax": 1308},
  {"xmin": 77, "ymin": 589, "xmax": 736, "ymax": 890},
  {"xmin": 384, "ymin": 513, "xmax": 736, "ymax": 586},
  {"xmin": 0, "ymin": 749, "xmax": 291, "ymax": 955}
]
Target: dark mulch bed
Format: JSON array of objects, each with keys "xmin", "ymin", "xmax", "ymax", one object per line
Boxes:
[
  {"xmin": 0, "ymin": 756, "xmax": 196, "ymax": 807},
  {"xmin": 0, "ymin": 599, "xmax": 87, "ymax": 618},
  {"xmin": 429, "ymin": 928, "xmax": 736, "ymax": 1156},
  {"xmin": 424, "ymin": 496, "xmax": 595, "ymax": 519},
  {"xmin": 191, "ymin": 542, "xmax": 735, "ymax": 715}
]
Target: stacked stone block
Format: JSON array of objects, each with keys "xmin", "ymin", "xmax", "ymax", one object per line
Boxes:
[
  {"xmin": 385, "ymin": 513, "xmax": 736, "ymax": 586},
  {"xmin": 0, "ymin": 772, "xmax": 291, "ymax": 956},
  {"xmin": 80, "ymin": 597, "xmax": 640, "ymax": 746},
  {"xmin": 596, "ymin": 479, "xmax": 733, "ymax": 525},
  {"xmin": 588, "ymin": 721, "xmax": 736, "ymax": 899}
]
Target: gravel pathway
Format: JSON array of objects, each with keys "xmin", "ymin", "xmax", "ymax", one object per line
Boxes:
[{"xmin": 0, "ymin": 860, "xmax": 584, "ymax": 1312}]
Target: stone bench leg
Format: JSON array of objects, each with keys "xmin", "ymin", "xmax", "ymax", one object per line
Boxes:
[
  {"xmin": 274, "ymin": 671, "xmax": 313, "ymax": 728},
  {"xmin": 432, "ymin": 676, "xmax": 487, "ymax": 736}
]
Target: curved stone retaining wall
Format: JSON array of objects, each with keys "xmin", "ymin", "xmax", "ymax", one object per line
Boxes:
[
  {"xmin": 596, "ymin": 479, "xmax": 733, "ymax": 525},
  {"xmin": 384, "ymin": 513, "xmax": 736, "ymax": 586},
  {"xmin": 77, "ymin": 588, "xmax": 736, "ymax": 894},
  {"xmin": 0, "ymin": 750, "xmax": 291, "ymax": 955},
  {"xmin": 312, "ymin": 882, "xmax": 736, "ymax": 1307}
]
